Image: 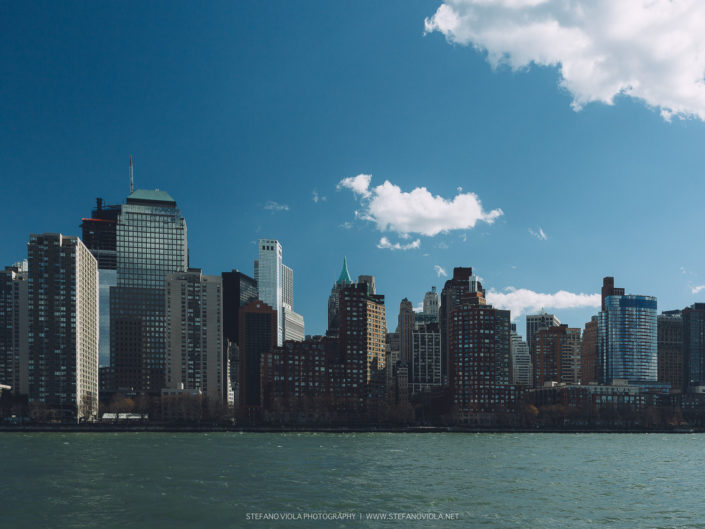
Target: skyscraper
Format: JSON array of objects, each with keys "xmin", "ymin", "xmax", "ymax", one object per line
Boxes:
[
  {"xmin": 327, "ymin": 257, "xmax": 354, "ymax": 337},
  {"xmin": 239, "ymin": 300, "xmax": 277, "ymax": 411},
  {"xmin": 440, "ymin": 267, "xmax": 475, "ymax": 382},
  {"xmin": 81, "ymin": 197, "xmax": 121, "ymax": 367},
  {"xmin": 110, "ymin": 189, "xmax": 187, "ymax": 393},
  {"xmin": 533, "ymin": 324, "xmax": 581, "ymax": 386},
  {"xmin": 410, "ymin": 321, "xmax": 442, "ymax": 395},
  {"xmin": 448, "ymin": 274, "xmax": 512, "ymax": 418},
  {"xmin": 0, "ymin": 262, "xmax": 28, "ymax": 395},
  {"xmin": 221, "ymin": 269, "xmax": 258, "ymax": 347},
  {"xmin": 397, "ymin": 298, "xmax": 415, "ymax": 365},
  {"xmin": 254, "ymin": 239, "xmax": 304, "ymax": 345},
  {"xmin": 598, "ymin": 294, "xmax": 657, "ymax": 384},
  {"xmin": 422, "ymin": 286, "xmax": 440, "ymax": 318},
  {"xmin": 581, "ymin": 316, "xmax": 599, "ymax": 384},
  {"xmin": 526, "ymin": 312, "xmax": 561, "ymax": 360},
  {"xmin": 27, "ymin": 234, "xmax": 99, "ymax": 421},
  {"xmin": 657, "ymin": 310, "xmax": 682, "ymax": 392},
  {"xmin": 165, "ymin": 270, "xmax": 229, "ymax": 404},
  {"xmin": 682, "ymin": 303, "xmax": 705, "ymax": 391},
  {"xmin": 510, "ymin": 324, "xmax": 531, "ymax": 387}
]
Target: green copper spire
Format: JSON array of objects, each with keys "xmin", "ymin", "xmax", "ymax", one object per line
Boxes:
[{"xmin": 336, "ymin": 256, "xmax": 353, "ymax": 285}]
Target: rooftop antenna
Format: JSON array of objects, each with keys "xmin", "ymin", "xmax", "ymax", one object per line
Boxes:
[{"xmin": 129, "ymin": 155, "xmax": 134, "ymax": 194}]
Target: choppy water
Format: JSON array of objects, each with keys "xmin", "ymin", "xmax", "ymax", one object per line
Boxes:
[{"xmin": 1, "ymin": 432, "xmax": 704, "ymax": 528}]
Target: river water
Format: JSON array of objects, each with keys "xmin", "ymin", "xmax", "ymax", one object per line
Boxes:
[{"xmin": 1, "ymin": 432, "xmax": 702, "ymax": 528}]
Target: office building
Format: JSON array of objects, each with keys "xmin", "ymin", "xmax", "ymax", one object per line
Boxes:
[
  {"xmin": 397, "ymin": 298, "xmax": 415, "ymax": 364},
  {"xmin": 27, "ymin": 234, "xmax": 99, "ymax": 421},
  {"xmin": 422, "ymin": 286, "xmax": 440, "ymax": 319},
  {"xmin": 110, "ymin": 189, "xmax": 188, "ymax": 393},
  {"xmin": 165, "ymin": 270, "xmax": 229, "ymax": 404},
  {"xmin": 81, "ymin": 197, "xmax": 121, "ymax": 367},
  {"xmin": 598, "ymin": 293, "xmax": 657, "ymax": 384},
  {"xmin": 510, "ymin": 324, "xmax": 532, "ymax": 387},
  {"xmin": 238, "ymin": 300, "xmax": 277, "ymax": 411},
  {"xmin": 658, "ymin": 310, "xmax": 683, "ymax": 392},
  {"xmin": 358, "ymin": 275, "xmax": 376, "ymax": 295},
  {"xmin": 327, "ymin": 257, "xmax": 354, "ymax": 336},
  {"xmin": 410, "ymin": 321, "xmax": 442, "ymax": 395},
  {"xmin": 601, "ymin": 276, "xmax": 625, "ymax": 311},
  {"xmin": 0, "ymin": 262, "xmax": 28, "ymax": 394},
  {"xmin": 682, "ymin": 303, "xmax": 705, "ymax": 391},
  {"xmin": 221, "ymin": 269, "xmax": 258, "ymax": 347}
]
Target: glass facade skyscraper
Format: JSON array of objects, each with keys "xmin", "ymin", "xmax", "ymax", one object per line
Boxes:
[
  {"xmin": 598, "ymin": 294, "xmax": 657, "ymax": 383},
  {"xmin": 110, "ymin": 189, "xmax": 187, "ymax": 393}
]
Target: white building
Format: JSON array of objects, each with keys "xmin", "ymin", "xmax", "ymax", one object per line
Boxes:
[
  {"xmin": 510, "ymin": 324, "xmax": 532, "ymax": 387},
  {"xmin": 526, "ymin": 311, "xmax": 561, "ymax": 355},
  {"xmin": 422, "ymin": 286, "xmax": 440, "ymax": 318},
  {"xmin": 254, "ymin": 239, "xmax": 304, "ymax": 345},
  {"xmin": 27, "ymin": 234, "xmax": 99, "ymax": 421}
]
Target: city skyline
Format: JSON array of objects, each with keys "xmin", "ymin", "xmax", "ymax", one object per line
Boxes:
[{"xmin": 3, "ymin": 1, "xmax": 705, "ymax": 337}]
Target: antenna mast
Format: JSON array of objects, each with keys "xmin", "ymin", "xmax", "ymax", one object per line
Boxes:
[{"xmin": 129, "ymin": 155, "xmax": 134, "ymax": 193}]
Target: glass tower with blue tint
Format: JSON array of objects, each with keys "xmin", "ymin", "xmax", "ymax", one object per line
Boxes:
[
  {"xmin": 110, "ymin": 189, "xmax": 187, "ymax": 393},
  {"xmin": 598, "ymin": 294, "xmax": 657, "ymax": 383}
]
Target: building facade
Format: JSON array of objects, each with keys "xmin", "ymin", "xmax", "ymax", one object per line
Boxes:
[
  {"xmin": 682, "ymin": 303, "xmax": 705, "ymax": 391},
  {"xmin": 657, "ymin": 310, "xmax": 683, "ymax": 392},
  {"xmin": 238, "ymin": 300, "xmax": 277, "ymax": 411},
  {"xmin": 599, "ymin": 294, "xmax": 657, "ymax": 384},
  {"xmin": 397, "ymin": 298, "xmax": 415, "ymax": 365},
  {"xmin": 0, "ymin": 262, "xmax": 28, "ymax": 394},
  {"xmin": 510, "ymin": 324, "xmax": 532, "ymax": 387},
  {"xmin": 165, "ymin": 270, "xmax": 229, "ymax": 405},
  {"xmin": 423, "ymin": 286, "xmax": 440, "ymax": 319},
  {"xmin": 110, "ymin": 189, "xmax": 187, "ymax": 393},
  {"xmin": 254, "ymin": 239, "xmax": 283, "ymax": 346},
  {"xmin": 27, "ymin": 234, "xmax": 99, "ymax": 421},
  {"xmin": 533, "ymin": 324, "xmax": 581, "ymax": 387},
  {"xmin": 327, "ymin": 257, "xmax": 354, "ymax": 337},
  {"xmin": 526, "ymin": 312, "xmax": 561, "ymax": 360},
  {"xmin": 410, "ymin": 321, "xmax": 442, "ymax": 395},
  {"xmin": 581, "ymin": 317, "xmax": 599, "ymax": 384},
  {"xmin": 440, "ymin": 267, "xmax": 475, "ymax": 383}
]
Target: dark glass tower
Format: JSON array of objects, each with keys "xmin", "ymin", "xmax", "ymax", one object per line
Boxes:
[{"xmin": 110, "ymin": 189, "xmax": 187, "ymax": 393}]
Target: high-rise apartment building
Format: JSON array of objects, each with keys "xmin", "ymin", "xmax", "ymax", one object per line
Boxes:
[
  {"xmin": 165, "ymin": 270, "xmax": 229, "ymax": 404},
  {"xmin": 682, "ymin": 303, "xmax": 705, "ymax": 391},
  {"xmin": 581, "ymin": 316, "xmax": 599, "ymax": 384},
  {"xmin": 533, "ymin": 324, "xmax": 581, "ymax": 386},
  {"xmin": 27, "ymin": 234, "xmax": 99, "ymax": 421},
  {"xmin": 81, "ymin": 197, "xmax": 121, "ymax": 367},
  {"xmin": 440, "ymin": 267, "xmax": 476, "ymax": 382},
  {"xmin": 526, "ymin": 312, "xmax": 561, "ymax": 360},
  {"xmin": 339, "ymin": 282, "xmax": 386, "ymax": 385},
  {"xmin": 601, "ymin": 276, "xmax": 625, "ymax": 311},
  {"xmin": 598, "ymin": 293, "xmax": 657, "ymax": 383},
  {"xmin": 110, "ymin": 189, "xmax": 187, "ymax": 393},
  {"xmin": 448, "ymin": 275, "xmax": 512, "ymax": 417},
  {"xmin": 0, "ymin": 262, "xmax": 28, "ymax": 395},
  {"xmin": 657, "ymin": 310, "xmax": 682, "ymax": 392},
  {"xmin": 510, "ymin": 324, "xmax": 532, "ymax": 387}
]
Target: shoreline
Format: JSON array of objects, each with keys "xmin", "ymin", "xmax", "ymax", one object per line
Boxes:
[{"xmin": 0, "ymin": 425, "xmax": 700, "ymax": 434}]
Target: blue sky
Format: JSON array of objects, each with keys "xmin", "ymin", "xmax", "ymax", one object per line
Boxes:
[{"xmin": 2, "ymin": 1, "xmax": 705, "ymax": 337}]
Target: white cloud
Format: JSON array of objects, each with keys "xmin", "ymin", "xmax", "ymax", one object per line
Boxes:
[
  {"xmin": 434, "ymin": 265, "xmax": 448, "ymax": 277},
  {"xmin": 413, "ymin": 302, "xmax": 424, "ymax": 313},
  {"xmin": 312, "ymin": 190, "xmax": 327, "ymax": 203},
  {"xmin": 486, "ymin": 287, "xmax": 601, "ymax": 319},
  {"xmin": 337, "ymin": 174, "xmax": 372, "ymax": 198},
  {"xmin": 339, "ymin": 221, "xmax": 353, "ymax": 230},
  {"xmin": 338, "ymin": 174, "xmax": 503, "ymax": 237},
  {"xmin": 528, "ymin": 226, "xmax": 548, "ymax": 240},
  {"xmin": 377, "ymin": 237, "xmax": 421, "ymax": 251},
  {"xmin": 264, "ymin": 201, "xmax": 289, "ymax": 212},
  {"xmin": 425, "ymin": 0, "xmax": 705, "ymax": 121},
  {"xmin": 692, "ymin": 285, "xmax": 705, "ymax": 294}
]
